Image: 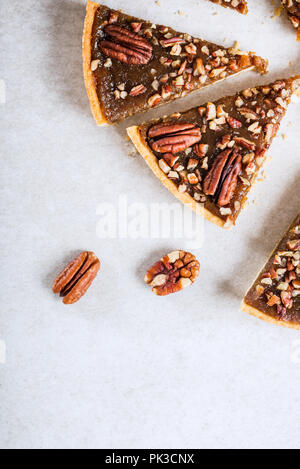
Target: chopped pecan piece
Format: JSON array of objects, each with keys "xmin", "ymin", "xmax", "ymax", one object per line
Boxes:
[
  {"xmin": 52, "ymin": 252, "xmax": 100, "ymax": 304},
  {"xmin": 264, "ymin": 123, "xmax": 279, "ymax": 144},
  {"xmin": 99, "ymin": 25, "xmax": 153, "ymax": 65},
  {"xmin": 203, "ymin": 149, "xmax": 242, "ymax": 207},
  {"xmin": 206, "ymin": 102, "xmax": 217, "ymax": 121},
  {"xmin": 227, "ymin": 116, "xmax": 242, "ymax": 128},
  {"xmin": 144, "ymin": 250, "xmax": 200, "ymax": 296},
  {"xmin": 148, "ymin": 123, "xmax": 201, "ymax": 154},
  {"xmin": 216, "ymin": 134, "xmax": 231, "ymax": 150},
  {"xmin": 130, "ymin": 84, "xmax": 147, "ymax": 96},
  {"xmin": 128, "ymin": 76, "xmax": 298, "ymax": 230},
  {"xmin": 109, "ymin": 12, "xmax": 119, "ymax": 24},
  {"xmin": 131, "ymin": 22, "xmax": 142, "ymax": 33},
  {"xmin": 267, "ymin": 295, "xmax": 281, "ymax": 307},
  {"xmin": 243, "ymin": 212, "xmax": 300, "ymax": 328},
  {"xmin": 161, "ymin": 37, "xmax": 186, "ymax": 47},
  {"xmin": 281, "ymin": 0, "xmax": 300, "ymax": 40}
]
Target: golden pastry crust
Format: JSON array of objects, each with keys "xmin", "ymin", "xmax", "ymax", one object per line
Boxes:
[
  {"xmin": 82, "ymin": 1, "xmax": 108, "ymax": 126},
  {"xmin": 241, "ymin": 301, "xmax": 300, "ymax": 331},
  {"xmin": 127, "ymin": 126, "xmax": 228, "ymax": 229}
]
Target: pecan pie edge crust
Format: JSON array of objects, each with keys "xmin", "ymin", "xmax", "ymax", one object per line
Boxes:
[{"xmin": 83, "ymin": 1, "xmax": 109, "ymax": 125}]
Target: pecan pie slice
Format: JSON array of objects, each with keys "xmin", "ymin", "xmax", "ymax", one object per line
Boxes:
[
  {"xmin": 242, "ymin": 214, "xmax": 300, "ymax": 330},
  {"xmin": 127, "ymin": 77, "xmax": 300, "ymax": 229},
  {"xmin": 281, "ymin": 0, "xmax": 300, "ymax": 40},
  {"xmin": 209, "ymin": 0, "xmax": 248, "ymax": 15},
  {"xmin": 83, "ymin": 1, "xmax": 267, "ymax": 125}
]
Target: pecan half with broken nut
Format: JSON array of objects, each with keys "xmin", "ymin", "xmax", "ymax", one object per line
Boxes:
[
  {"xmin": 144, "ymin": 250, "xmax": 200, "ymax": 296},
  {"xmin": 52, "ymin": 251, "xmax": 100, "ymax": 304},
  {"xmin": 203, "ymin": 148, "xmax": 242, "ymax": 207},
  {"xmin": 148, "ymin": 123, "xmax": 201, "ymax": 153},
  {"xmin": 99, "ymin": 25, "xmax": 153, "ymax": 65}
]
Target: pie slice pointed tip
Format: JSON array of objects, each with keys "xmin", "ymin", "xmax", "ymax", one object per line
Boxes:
[
  {"xmin": 241, "ymin": 212, "xmax": 300, "ymax": 330},
  {"xmin": 83, "ymin": 1, "xmax": 267, "ymax": 126},
  {"xmin": 127, "ymin": 76, "xmax": 300, "ymax": 229}
]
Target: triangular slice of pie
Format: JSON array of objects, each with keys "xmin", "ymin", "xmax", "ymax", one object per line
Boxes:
[
  {"xmin": 208, "ymin": 0, "xmax": 248, "ymax": 15},
  {"xmin": 241, "ymin": 213, "xmax": 300, "ymax": 330},
  {"xmin": 281, "ymin": 0, "xmax": 300, "ymax": 40},
  {"xmin": 83, "ymin": 1, "xmax": 267, "ymax": 125},
  {"xmin": 127, "ymin": 76, "xmax": 300, "ymax": 229}
]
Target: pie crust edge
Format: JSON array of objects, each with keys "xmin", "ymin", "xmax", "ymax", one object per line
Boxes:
[
  {"xmin": 82, "ymin": 0, "xmax": 108, "ymax": 126},
  {"xmin": 127, "ymin": 125, "xmax": 229, "ymax": 229},
  {"xmin": 241, "ymin": 300, "xmax": 300, "ymax": 330}
]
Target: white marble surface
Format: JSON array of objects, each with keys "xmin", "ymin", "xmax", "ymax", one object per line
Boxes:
[{"xmin": 1, "ymin": 0, "xmax": 300, "ymax": 449}]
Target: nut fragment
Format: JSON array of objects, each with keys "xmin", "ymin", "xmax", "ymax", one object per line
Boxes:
[
  {"xmin": 287, "ymin": 239, "xmax": 300, "ymax": 250},
  {"xmin": 52, "ymin": 252, "xmax": 100, "ymax": 304},
  {"xmin": 194, "ymin": 143, "xmax": 209, "ymax": 158},
  {"xmin": 281, "ymin": 1, "xmax": 300, "ymax": 40},
  {"xmin": 91, "ymin": 59, "xmax": 100, "ymax": 71},
  {"xmin": 144, "ymin": 251, "xmax": 200, "ymax": 296}
]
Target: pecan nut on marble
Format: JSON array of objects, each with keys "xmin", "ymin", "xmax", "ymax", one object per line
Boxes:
[
  {"xmin": 144, "ymin": 250, "xmax": 200, "ymax": 296},
  {"xmin": 203, "ymin": 148, "xmax": 242, "ymax": 207},
  {"xmin": 99, "ymin": 25, "xmax": 153, "ymax": 65},
  {"xmin": 148, "ymin": 123, "xmax": 201, "ymax": 154},
  {"xmin": 52, "ymin": 251, "xmax": 100, "ymax": 304}
]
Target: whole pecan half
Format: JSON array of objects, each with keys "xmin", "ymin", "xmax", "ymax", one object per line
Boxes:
[
  {"xmin": 52, "ymin": 251, "xmax": 100, "ymax": 304},
  {"xmin": 148, "ymin": 123, "xmax": 201, "ymax": 154},
  {"xmin": 203, "ymin": 149, "xmax": 242, "ymax": 207},
  {"xmin": 99, "ymin": 25, "xmax": 153, "ymax": 65},
  {"xmin": 144, "ymin": 250, "xmax": 200, "ymax": 296}
]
